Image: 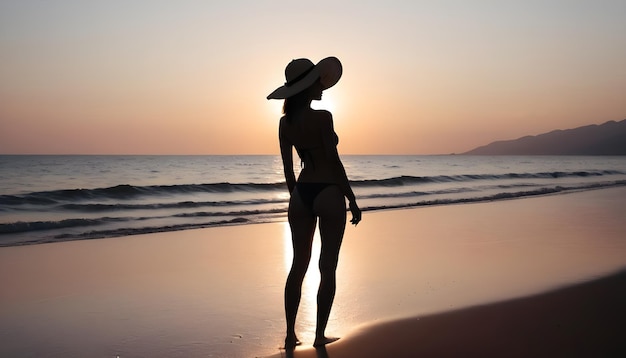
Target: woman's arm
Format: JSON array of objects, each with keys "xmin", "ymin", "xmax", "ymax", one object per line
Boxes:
[
  {"xmin": 279, "ymin": 118, "xmax": 296, "ymax": 193},
  {"xmin": 319, "ymin": 112, "xmax": 361, "ymax": 225}
]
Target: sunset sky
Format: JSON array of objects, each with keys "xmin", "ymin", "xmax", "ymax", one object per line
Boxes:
[{"xmin": 1, "ymin": 0, "xmax": 625, "ymax": 155}]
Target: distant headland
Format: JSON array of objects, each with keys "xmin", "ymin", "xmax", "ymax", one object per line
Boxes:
[{"xmin": 463, "ymin": 119, "xmax": 626, "ymax": 155}]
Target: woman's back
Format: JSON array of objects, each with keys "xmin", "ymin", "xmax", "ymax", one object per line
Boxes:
[{"xmin": 279, "ymin": 109, "xmax": 339, "ymax": 183}]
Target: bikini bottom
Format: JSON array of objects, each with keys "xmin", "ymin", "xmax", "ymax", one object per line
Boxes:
[{"xmin": 295, "ymin": 182, "xmax": 334, "ymax": 213}]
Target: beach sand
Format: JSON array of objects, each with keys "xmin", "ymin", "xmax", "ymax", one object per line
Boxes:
[
  {"xmin": 268, "ymin": 270, "xmax": 626, "ymax": 358},
  {"xmin": 1, "ymin": 187, "xmax": 625, "ymax": 357}
]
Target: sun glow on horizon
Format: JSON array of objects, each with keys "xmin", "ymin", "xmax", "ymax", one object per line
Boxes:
[{"xmin": 1, "ymin": 1, "xmax": 624, "ymax": 155}]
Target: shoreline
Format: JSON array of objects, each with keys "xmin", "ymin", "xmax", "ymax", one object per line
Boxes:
[
  {"xmin": 1, "ymin": 186, "xmax": 625, "ymax": 357},
  {"xmin": 3, "ymin": 182, "xmax": 625, "ymax": 248}
]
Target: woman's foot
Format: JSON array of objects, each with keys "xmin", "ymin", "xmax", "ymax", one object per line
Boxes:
[
  {"xmin": 313, "ymin": 336, "xmax": 339, "ymax": 347},
  {"xmin": 284, "ymin": 335, "xmax": 302, "ymax": 349}
]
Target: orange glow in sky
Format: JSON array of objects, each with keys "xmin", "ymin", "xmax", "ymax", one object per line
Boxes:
[{"xmin": 1, "ymin": 1, "xmax": 625, "ymax": 154}]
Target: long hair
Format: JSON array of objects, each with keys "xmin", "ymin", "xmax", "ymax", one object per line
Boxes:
[{"xmin": 282, "ymin": 87, "xmax": 312, "ymax": 123}]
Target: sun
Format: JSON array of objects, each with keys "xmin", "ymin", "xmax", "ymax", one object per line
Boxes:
[{"xmin": 311, "ymin": 93, "xmax": 336, "ymax": 113}]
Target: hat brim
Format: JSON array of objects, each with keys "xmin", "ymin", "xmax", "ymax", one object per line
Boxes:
[{"xmin": 267, "ymin": 57, "xmax": 342, "ymax": 100}]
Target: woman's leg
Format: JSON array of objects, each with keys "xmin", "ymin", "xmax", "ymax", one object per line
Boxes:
[
  {"xmin": 284, "ymin": 187, "xmax": 317, "ymax": 348},
  {"xmin": 312, "ymin": 185, "xmax": 347, "ymax": 346}
]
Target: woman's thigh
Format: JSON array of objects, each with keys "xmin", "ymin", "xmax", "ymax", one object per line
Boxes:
[
  {"xmin": 288, "ymin": 187, "xmax": 317, "ymax": 257},
  {"xmin": 313, "ymin": 185, "xmax": 346, "ymax": 219},
  {"xmin": 313, "ymin": 186, "xmax": 346, "ymax": 261}
]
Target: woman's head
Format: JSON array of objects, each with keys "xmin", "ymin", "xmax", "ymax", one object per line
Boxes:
[
  {"xmin": 267, "ymin": 57, "xmax": 342, "ymax": 100},
  {"xmin": 282, "ymin": 79, "xmax": 322, "ymax": 115}
]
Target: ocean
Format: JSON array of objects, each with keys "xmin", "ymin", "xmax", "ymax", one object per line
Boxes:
[{"xmin": 1, "ymin": 155, "xmax": 625, "ymax": 247}]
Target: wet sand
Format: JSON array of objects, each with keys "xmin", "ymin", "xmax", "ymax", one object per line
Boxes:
[
  {"xmin": 268, "ymin": 270, "xmax": 626, "ymax": 358},
  {"xmin": 1, "ymin": 187, "xmax": 625, "ymax": 357}
]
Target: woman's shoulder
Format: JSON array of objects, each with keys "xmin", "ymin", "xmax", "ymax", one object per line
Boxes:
[
  {"xmin": 279, "ymin": 115, "xmax": 293, "ymax": 129},
  {"xmin": 311, "ymin": 109, "xmax": 332, "ymax": 118},
  {"xmin": 309, "ymin": 110, "xmax": 333, "ymax": 127},
  {"xmin": 279, "ymin": 110, "xmax": 332, "ymax": 129}
]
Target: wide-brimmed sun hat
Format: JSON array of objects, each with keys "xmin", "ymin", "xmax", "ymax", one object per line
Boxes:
[{"xmin": 266, "ymin": 57, "xmax": 342, "ymax": 100}]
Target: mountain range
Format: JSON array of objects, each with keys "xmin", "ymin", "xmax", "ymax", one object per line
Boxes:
[{"xmin": 463, "ymin": 119, "xmax": 626, "ymax": 155}]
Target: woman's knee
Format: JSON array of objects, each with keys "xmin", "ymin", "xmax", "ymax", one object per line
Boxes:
[
  {"xmin": 289, "ymin": 254, "xmax": 311, "ymax": 278},
  {"xmin": 318, "ymin": 252, "xmax": 340, "ymax": 273}
]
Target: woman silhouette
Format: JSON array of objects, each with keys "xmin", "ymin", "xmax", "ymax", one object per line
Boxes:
[{"xmin": 267, "ymin": 57, "xmax": 361, "ymax": 348}]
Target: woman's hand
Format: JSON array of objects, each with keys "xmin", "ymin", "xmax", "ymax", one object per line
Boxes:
[{"xmin": 349, "ymin": 200, "xmax": 361, "ymax": 226}]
